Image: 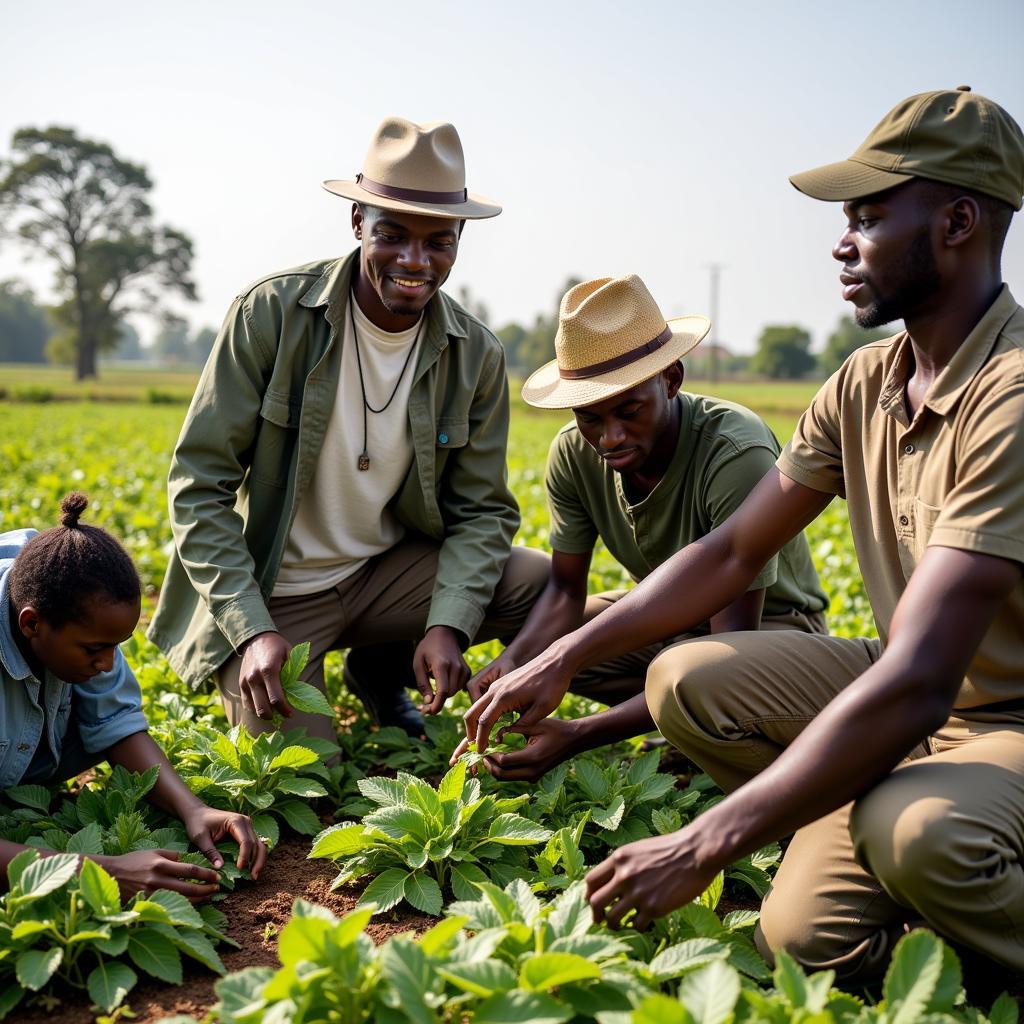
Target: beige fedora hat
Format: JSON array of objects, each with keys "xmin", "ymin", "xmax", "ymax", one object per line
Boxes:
[
  {"xmin": 521, "ymin": 275, "xmax": 710, "ymax": 410},
  {"xmin": 323, "ymin": 117, "xmax": 501, "ymax": 220}
]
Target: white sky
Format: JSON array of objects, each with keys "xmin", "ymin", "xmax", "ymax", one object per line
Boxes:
[{"xmin": 1, "ymin": 0, "xmax": 1022, "ymax": 353}]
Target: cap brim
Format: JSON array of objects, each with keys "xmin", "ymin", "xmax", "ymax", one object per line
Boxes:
[
  {"xmin": 789, "ymin": 159, "xmax": 914, "ymax": 202},
  {"xmin": 322, "ymin": 179, "xmax": 501, "ymax": 219},
  {"xmin": 521, "ymin": 315, "xmax": 711, "ymax": 410}
]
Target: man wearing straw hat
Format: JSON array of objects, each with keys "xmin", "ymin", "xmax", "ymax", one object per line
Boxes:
[
  {"xmin": 455, "ymin": 274, "xmax": 827, "ymax": 781},
  {"xmin": 150, "ymin": 117, "xmax": 548, "ymax": 743},
  {"xmin": 461, "ymin": 87, "xmax": 1024, "ymax": 978}
]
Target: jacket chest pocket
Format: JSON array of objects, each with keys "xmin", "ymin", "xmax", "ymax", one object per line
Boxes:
[{"xmin": 251, "ymin": 390, "xmax": 301, "ymax": 487}]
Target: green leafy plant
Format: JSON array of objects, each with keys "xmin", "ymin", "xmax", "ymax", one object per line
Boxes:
[
  {"xmin": 0, "ymin": 849, "xmax": 234, "ymax": 1017},
  {"xmin": 309, "ymin": 759, "xmax": 552, "ymax": 914}
]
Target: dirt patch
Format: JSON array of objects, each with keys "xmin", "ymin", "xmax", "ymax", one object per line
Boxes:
[{"xmin": 16, "ymin": 836, "xmax": 440, "ymax": 1024}]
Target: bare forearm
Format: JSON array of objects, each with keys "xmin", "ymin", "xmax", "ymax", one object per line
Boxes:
[
  {"xmin": 574, "ymin": 694, "xmax": 656, "ymax": 752},
  {"xmin": 106, "ymin": 731, "xmax": 204, "ymax": 819},
  {"xmin": 504, "ymin": 580, "xmax": 585, "ymax": 666}
]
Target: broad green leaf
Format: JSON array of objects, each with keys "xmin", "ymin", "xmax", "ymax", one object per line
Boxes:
[
  {"xmin": 277, "ymin": 915, "xmax": 333, "ymax": 967},
  {"xmin": 487, "ymin": 813, "xmax": 552, "ymax": 845},
  {"xmin": 272, "ymin": 778, "xmax": 327, "ymax": 799},
  {"xmin": 157, "ymin": 924, "xmax": 227, "ymax": 974},
  {"xmin": 79, "ymin": 858, "xmax": 121, "ymax": 915},
  {"xmin": 649, "ymin": 938, "xmax": 729, "ymax": 980},
  {"xmin": 636, "ymin": 773, "xmax": 678, "ymax": 804},
  {"xmin": 86, "ymin": 961, "xmax": 137, "ymax": 1012},
  {"xmin": 676, "ymin": 960, "xmax": 740, "ymax": 1024},
  {"xmin": 883, "ymin": 929, "xmax": 944, "ymax": 1024},
  {"xmin": 773, "ymin": 950, "xmax": 808, "ymax": 1008},
  {"xmin": 279, "ymin": 641, "xmax": 311, "ymax": 687},
  {"xmin": 471, "ymin": 989, "xmax": 572, "ymax": 1024},
  {"xmin": 698, "ymin": 871, "xmax": 724, "ymax": 912},
  {"xmin": 438, "ymin": 958, "xmax": 517, "ymax": 996},
  {"xmin": 403, "ymin": 872, "xmax": 443, "ymax": 916},
  {"xmin": 632, "ymin": 994, "xmax": 690, "ymax": 1024},
  {"xmin": 145, "ymin": 889, "xmax": 206, "ymax": 928},
  {"xmin": 128, "ymin": 930, "xmax": 183, "ymax": 984},
  {"xmin": 417, "ymin": 915, "xmax": 466, "ymax": 957},
  {"xmin": 725, "ymin": 937, "xmax": 772, "ymax": 980},
  {"xmin": 214, "ymin": 967, "xmax": 273, "ymax": 1018},
  {"xmin": 5, "ymin": 784, "xmax": 51, "ymax": 812},
  {"xmin": 652, "ymin": 807, "xmax": 682, "ymax": 835},
  {"xmin": 357, "ymin": 868, "xmax": 409, "ymax": 914},
  {"xmin": 438, "ymin": 758, "xmax": 467, "ymax": 802},
  {"xmin": 991, "ymin": 992, "xmax": 1020, "ymax": 1024},
  {"xmin": 519, "ymin": 951, "xmax": 600, "ymax": 991},
  {"xmin": 4, "ymin": 849, "xmax": 38, "ymax": 890},
  {"xmin": 282, "ymin": 680, "xmax": 333, "ymax": 718},
  {"xmin": 310, "ymin": 823, "xmax": 369, "ymax": 858},
  {"xmin": 67, "ymin": 821, "xmax": 104, "ymax": 855},
  {"xmin": 722, "ymin": 909, "xmax": 759, "ymax": 930},
  {"xmin": 268, "ymin": 745, "xmax": 319, "ymax": 771},
  {"xmin": 252, "ymin": 812, "xmax": 280, "ymax": 850},
  {"xmin": 275, "ymin": 800, "xmax": 323, "ymax": 836},
  {"xmin": 591, "ymin": 794, "xmax": 626, "ymax": 831},
  {"xmin": 574, "ymin": 760, "xmax": 610, "ymax": 802},
  {"xmin": 379, "ymin": 940, "xmax": 435, "ymax": 1024},
  {"xmin": 358, "ymin": 776, "xmax": 407, "ymax": 806},
  {"xmin": 0, "ymin": 984, "xmax": 25, "ymax": 1018},
  {"xmin": 13, "ymin": 852, "xmax": 79, "ymax": 902},
  {"xmin": 11, "ymin": 919, "xmax": 52, "ymax": 941},
  {"xmin": 364, "ymin": 803, "xmax": 429, "ymax": 841},
  {"xmin": 16, "ymin": 948, "xmax": 63, "ymax": 991},
  {"xmin": 450, "ymin": 862, "xmax": 490, "ymax": 900}
]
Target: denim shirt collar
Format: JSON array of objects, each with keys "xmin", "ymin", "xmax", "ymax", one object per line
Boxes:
[{"xmin": 0, "ymin": 530, "xmax": 37, "ymax": 682}]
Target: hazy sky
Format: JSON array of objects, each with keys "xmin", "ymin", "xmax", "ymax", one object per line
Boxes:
[{"xmin": 2, "ymin": 0, "xmax": 1023, "ymax": 353}]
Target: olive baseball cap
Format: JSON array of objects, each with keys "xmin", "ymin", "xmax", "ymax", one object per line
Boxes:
[{"xmin": 790, "ymin": 87, "xmax": 1024, "ymax": 211}]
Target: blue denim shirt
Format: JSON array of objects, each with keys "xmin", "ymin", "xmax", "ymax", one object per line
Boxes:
[{"xmin": 0, "ymin": 529, "xmax": 149, "ymax": 788}]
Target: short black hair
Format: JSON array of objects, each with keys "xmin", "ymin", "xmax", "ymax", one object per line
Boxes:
[
  {"xmin": 8, "ymin": 493, "xmax": 140, "ymax": 628},
  {"xmin": 915, "ymin": 179, "xmax": 1014, "ymax": 264}
]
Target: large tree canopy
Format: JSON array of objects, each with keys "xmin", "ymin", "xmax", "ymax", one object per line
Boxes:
[
  {"xmin": 0, "ymin": 126, "xmax": 196, "ymax": 379},
  {"xmin": 750, "ymin": 324, "xmax": 817, "ymax": 380},
  {"xmin": 819, "ymin": 315, "xmax": 891, "ymax": 376}
]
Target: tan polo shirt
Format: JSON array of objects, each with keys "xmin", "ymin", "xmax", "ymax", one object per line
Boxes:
[{"xmin": 778, "ymin": 285, "xmax": 1024, "ymax": 708}]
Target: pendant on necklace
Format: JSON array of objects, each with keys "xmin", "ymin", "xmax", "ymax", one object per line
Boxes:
[{"xmin": 358, "ymin": 453, "xmax": 370, "ymax": 471}]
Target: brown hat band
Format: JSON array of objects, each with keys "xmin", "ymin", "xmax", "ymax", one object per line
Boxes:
[
  {"xmin": 559, "ymin": 325, "xmax": 673, "ymax": 380},
  {"xmin": 356, "ymin": 173, "xmax": 468, "ymax": 205}
]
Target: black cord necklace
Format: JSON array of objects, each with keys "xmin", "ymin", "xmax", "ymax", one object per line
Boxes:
[{"xmin": 349, "ymin": 295, "xmax": 424, "ymax": 471}]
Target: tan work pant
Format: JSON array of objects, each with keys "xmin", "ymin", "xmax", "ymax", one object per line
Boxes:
[
  {"xmin": 571, "ymin": 589, "xmax": 827, "ymax": 704},
  {"xmin": 217, "ymin": 542, "xmax": 550, "ymax": 741},
  {"xmin": 645, "ymin": 630, "xmax": 1024, "ymax": 981}
]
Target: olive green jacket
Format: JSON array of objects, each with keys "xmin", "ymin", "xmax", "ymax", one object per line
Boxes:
[{"xmin": 148, "ymin": 251, "xmax": 519, "ymax": 689}]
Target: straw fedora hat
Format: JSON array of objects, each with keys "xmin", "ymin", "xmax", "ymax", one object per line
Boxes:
[
  {"xmin": 521, "ymin": 275, "xmax": 711, "ymax": 410},
  {"xmin": 323, "ymin": 117, "xmax": 501, "ymax": 220}
]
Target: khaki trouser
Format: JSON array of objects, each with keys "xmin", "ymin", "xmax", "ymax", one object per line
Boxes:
[
  {"xmin": 645, "ymin": 630, "xmax": 1024, "ymax": 981},
  {"xmin": 571, "ymin": 589, "xmax": 828, "ymax": 705},
  {"xmin": 217, "ymin": 542, "xmax": 550, "ymax": 741}
]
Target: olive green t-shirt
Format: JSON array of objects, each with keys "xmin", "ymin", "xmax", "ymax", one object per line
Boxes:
[{"xmin": 546, "ymin": 392, "xmax": 828, "ymax": 617}]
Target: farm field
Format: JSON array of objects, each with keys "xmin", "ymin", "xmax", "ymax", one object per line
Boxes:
[{"xmin": 0, "ymin": 374, "xmax": 1006, "ymax": 1023}]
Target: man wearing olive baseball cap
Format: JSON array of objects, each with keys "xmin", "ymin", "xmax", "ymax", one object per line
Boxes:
[
  {"xmin": 465, "ymin": 88, "xmax": 1024, "ymax": 981},
  {"xmin": 151, "ymin": 117, "xmax": 548, "ymax": 746}
]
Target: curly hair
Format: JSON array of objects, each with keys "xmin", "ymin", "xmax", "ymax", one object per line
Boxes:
[{"xmin": 8, "ymin": 492, "xmax": 141, "ymax": 628}]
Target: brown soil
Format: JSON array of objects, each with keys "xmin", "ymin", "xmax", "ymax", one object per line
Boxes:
[{"xmin": 16, "ymin": 836, "xmax": 440, "ymax": 1024}]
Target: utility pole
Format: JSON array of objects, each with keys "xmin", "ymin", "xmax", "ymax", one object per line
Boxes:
[{"xmin": 706, "ymin": 263, "xmax": 724, "ymax": 384}]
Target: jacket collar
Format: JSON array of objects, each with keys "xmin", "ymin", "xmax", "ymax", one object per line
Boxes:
[
  {"xmin": 879, "ymin": 285, "xmax": 1018, "ymax": 422},
  {"xmin": 0, "ymin": 569, "xmax": 32, "ymax": 682}
]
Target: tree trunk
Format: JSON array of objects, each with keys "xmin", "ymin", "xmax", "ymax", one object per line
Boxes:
[{"xmin": 75, "ymin": 330, "xmax": 98, "ymax": 380}]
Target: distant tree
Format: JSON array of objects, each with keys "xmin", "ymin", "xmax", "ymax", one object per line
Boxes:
[
  {"xmin": 112, "ymin": 321, "xmax": 143, "ymax": 361},
  {"xmin": 456, "ymin": 285, "xmax": 491, "ymax": 326},
  {"xmin": 0, "ymin": 280, "xmax": 51, "ymax": 362},
  {"xmin": 497, "ymin": 276, "xmax": 582, "ymax": 375},
  {"xmin": 0, "ymin": 126, "xmax": 197, "ymax": 380},
  {"xmin": 190, "ymin": 326, "xmax": 217, "ymax": 366},
  {"xmin": 819, "ymin": 315, "xmax": 891, "ymax": 375},
  {"xmin": 154, "ymin": 314, "xmax": 191, "ymax": 364},
  {"xmin": 750, "ymin": 324, "xmax": 816, "ymax": 380}
]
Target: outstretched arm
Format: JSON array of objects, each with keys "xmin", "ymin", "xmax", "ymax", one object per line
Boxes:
[
  {"xmin": 586, "ymin": 544, "xmax": 1023, "ymax": 928},
  {"xmin": 462, "ymin": 469, "xmax": 831, "ymax": 754}
]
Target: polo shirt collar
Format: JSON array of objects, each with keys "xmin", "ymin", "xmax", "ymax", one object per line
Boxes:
[
  {"xmin": 298, "ymin": 249, "xmax": 469, "ymax": 344},
  {"xmin": 878, "ymin": 285, "xmax": 1017, "ymax": 422}
]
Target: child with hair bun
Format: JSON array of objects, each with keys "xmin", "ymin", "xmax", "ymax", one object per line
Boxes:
[{"xmin": 1, "ymin": 493, "xmax": 266, "ymax": 898}]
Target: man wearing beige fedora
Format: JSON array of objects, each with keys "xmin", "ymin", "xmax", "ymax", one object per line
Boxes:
[
  {"xmin": 453, "ymin": 274, "xmax": 827, "ymax": 781},
  {"xmin": 149, "ymin": 117, "xmax": 548, "ymax": 742},
  {"xmin": 462, "ymin": 88, "xmax": 1024, "ymax": 979}
]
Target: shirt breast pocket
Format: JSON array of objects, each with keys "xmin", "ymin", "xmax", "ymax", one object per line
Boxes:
[
  {"xmin": 251, "ymin": 389, "xmax": 301, "ymax": 486},
  {"xmin": 435, "ymin": 418, "xmax": 469, "ymax": 450}
]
